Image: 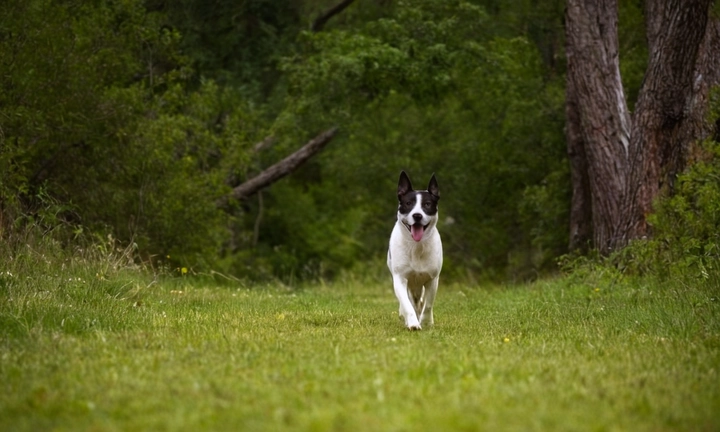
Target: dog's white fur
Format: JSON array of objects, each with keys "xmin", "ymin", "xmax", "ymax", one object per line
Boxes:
[{"xmin": 387, "ymin": 173, "xmax": 443, "ymax": 330}]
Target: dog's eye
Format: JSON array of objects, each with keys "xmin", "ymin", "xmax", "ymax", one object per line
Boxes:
[
  {"xmin": 423, "ymin": 202, "xmax": 431, "ymax": 207},
  {"xmin": 405, "ymin": 201, "xmax": 413, "ymax": 206}
]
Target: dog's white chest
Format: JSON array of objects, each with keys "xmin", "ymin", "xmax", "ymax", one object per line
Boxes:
[{"xmin": 388, "ymin": 223, "xmax": 443, "ymax": 278}]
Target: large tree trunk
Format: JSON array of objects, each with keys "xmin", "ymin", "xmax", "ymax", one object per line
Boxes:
[
  {"xmin": 565, "ymin": 0, "xmax": 630, "ymax": 253},
  {"xmin": 565, "ymin": 0, "xmax": 719, "ymax": 254},
  {"xmin": 622, "ymin": 0, "xmax": 715, "ymax": 242}
]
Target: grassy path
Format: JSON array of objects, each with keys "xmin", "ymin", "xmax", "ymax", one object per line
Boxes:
[{"xmin": 1, "ymin": 270, "xmax": 719, "ymax": 431}]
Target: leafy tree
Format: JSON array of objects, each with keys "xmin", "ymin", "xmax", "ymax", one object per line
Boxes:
[
  {"xmin": 149, "ymin": 0, "xmax": 304, "ymax": 98},
  {"xmin": 252, "ymin": 0, "xmax": 568, "ymax": 279},
  {"xmin": 1, "ymin": 0, "xmax": 171, "ymax": 231},
  {"xmin": 0, "ymin": 0, "xmax": 264, "ymax": 269}
]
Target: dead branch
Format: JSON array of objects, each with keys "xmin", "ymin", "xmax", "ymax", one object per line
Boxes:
[{"xmin": 218, "ymin": 127, "xmax": 338, "ymax": 207}]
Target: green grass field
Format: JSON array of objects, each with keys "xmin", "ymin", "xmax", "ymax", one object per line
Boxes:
[{"xmin": 1, "ymin": 251, "xmax": 719, "ymax": 431}]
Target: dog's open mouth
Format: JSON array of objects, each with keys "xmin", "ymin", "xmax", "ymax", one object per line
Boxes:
[{"xmin": 403, "ymin": 221, "xmax": 428, "ymax": 242}]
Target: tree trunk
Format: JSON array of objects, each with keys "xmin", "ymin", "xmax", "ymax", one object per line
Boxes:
[
  {"xmin": 565, "ymin": 0, "xmax": 630, "ymax": 253},
  {"xmin": 565, "ymin": 0, "xmax": 719, "ymax": 253},
  {"xmin": 621, "ymin": 0, "xmax": 715, "ymax": 242}
]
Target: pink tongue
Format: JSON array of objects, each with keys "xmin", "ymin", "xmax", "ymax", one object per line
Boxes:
[{"xmin": 411, "ymin": 224, "xmax": 424, "ymax": 242}]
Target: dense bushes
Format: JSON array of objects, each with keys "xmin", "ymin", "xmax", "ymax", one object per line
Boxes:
[
  {"xmin": 560, "ymin": 136, "xmax": 720, "ymax": 291},
  {"xmin": 0, "ymin": 0, "xmax": 264, "ymax": 270},
  {"xmin": 616, "ymin": 142, "xmax": 720, "ymax": 280}
]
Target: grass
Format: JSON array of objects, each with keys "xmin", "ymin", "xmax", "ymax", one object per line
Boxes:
[{"xmin": 1, "ymin": 245, "xmax": 719, "ymax": 431}]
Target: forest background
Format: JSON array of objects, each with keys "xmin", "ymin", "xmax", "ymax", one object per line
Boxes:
[{"xmin": 1, "ymin": 0, "xmax": 718, "ymax": 283}]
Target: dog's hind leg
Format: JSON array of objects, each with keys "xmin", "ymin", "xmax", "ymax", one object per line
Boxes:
[
  {"xmin": 392, "ymin": 275, "xmax": 421, "ymax": 330},
  {"xmin": 419, "ymin": 277, "xmax": 439, "ymax": 327}
]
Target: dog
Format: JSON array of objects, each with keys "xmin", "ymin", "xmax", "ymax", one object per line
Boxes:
[{"xmin": 387, "ymin": 171, "xmax": 443, "ymax": 330}]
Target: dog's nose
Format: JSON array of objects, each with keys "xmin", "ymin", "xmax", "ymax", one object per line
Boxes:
[{"xmin": 412, "ymin": 213, "xmax": 423, "ymax": 222}]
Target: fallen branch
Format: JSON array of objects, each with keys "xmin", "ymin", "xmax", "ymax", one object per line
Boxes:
[{"xmin": 218, "ymin": 127, "xmax": 339, "ymax": 207}]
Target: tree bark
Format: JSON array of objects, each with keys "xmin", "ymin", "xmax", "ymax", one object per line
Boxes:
[
  {"xmin": 621, "ymin": 0, "xmax": 715, "ymax": 242},
  {"xmin": 565, "ymin": 0, "xmax": 719, "ymax": 253},
  {"xmin": 217, "ymin": 127, "xmax": 338, "ymax": 207},
  {"xmin": 565, "ymin": 0, "xmax": 630, "ymax": 253}
]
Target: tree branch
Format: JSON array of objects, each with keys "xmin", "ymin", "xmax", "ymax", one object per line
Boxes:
[
  {"xmin": 311, "ymin": 0, "xmax": 355, "ymax": 32},
  {"xmin": 218, "ymin": 127, "xmax": 339, "ymax": 206}
]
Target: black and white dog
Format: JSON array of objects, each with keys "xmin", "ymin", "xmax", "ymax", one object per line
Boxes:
[{"xmin": 387, "ymin": 171, "xmax": 443, "ymax": 330}]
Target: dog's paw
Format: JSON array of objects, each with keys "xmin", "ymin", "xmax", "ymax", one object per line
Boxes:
[{"xmin": 405, "ymin": 317, "xmax": 422, "ymax": 331}]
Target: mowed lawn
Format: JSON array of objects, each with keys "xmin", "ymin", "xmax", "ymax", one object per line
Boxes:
[{"xmin": 1, "ymin": 268, "xmax": 719, "ymax": 431}]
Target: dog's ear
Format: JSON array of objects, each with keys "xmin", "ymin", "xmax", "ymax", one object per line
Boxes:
[
  {"xmin": 428, "ymin": 174, "xmax": 439, "ymax": 198},
  {"xmin": 397, "ymin": 171, "xmax": 413, "ymax": 198}
]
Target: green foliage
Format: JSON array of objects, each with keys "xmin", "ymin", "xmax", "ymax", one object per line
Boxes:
[
  {"xmin": 91, "ymin": 80, "xmax": 264, "ymax": 268},
  {"xmin": 0, "ymin": 0, "xmax": 156, "ymax": 206},
  {"xmin": 618, "ymin": 0, "xmax": 648, "ymax": 109},
  {"xmin": 516, "ymin": 165, "xmax": 571, "ymax": 277},
  {"xmin": 0, "ymin": 0, "xmax": 655, "ymax": 281},
  {"xmin": 279, "ymin": 0, "xmax": 490, "ymax": 123},
  {"xmin": 1, "ymin": 0, "xmax": 164, "ymax": 225},
  {"xmin": 630, "ymin": 141, "xmax": 720, "ymax": 279},
  {"xmin": 154, "ymin": 0, "xmax": 303, "ymax": 97},
  {"xmin": 265, "ymin": 0, "xmax": 568, "ymax": 280},
  {"xmin": 0, "ymin": 0, "xmax": 265, "ymax": 271},
  {"xmin": 562, "ymin": 138, "xmax": 720, "ymax": 291}
]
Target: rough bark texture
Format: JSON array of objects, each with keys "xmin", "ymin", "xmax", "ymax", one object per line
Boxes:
[
  {"xmin": 219, "ymin": 127, "xmax": 338, "ymax": 206},
  {"xmin": 622, "ymin": 0, "xmax": 714, "ymax": 242},
  {"xmin": 565, "ymin": 0, "xmax": 630, "ymax": 253},
  {"xmin": 565, "ymin": 0, "xmax": 719, "ymax": 253}
]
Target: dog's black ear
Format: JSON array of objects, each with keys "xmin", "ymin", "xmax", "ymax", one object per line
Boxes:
[
  {"xmin": 428, "ymin": 174, "xmax": 439, "ymax": 198},
  {"xmin": 397, "ymin": 171, "xmax": 413, "ymax": 197}
]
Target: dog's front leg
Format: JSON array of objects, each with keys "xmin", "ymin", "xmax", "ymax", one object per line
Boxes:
[
  {"xmin": 419, "ymin": 277, "xmax": 438, "ymax": 327},
  {"xmin": 392, "ymin": 275, "xmax": 421, "ymax": 330}
]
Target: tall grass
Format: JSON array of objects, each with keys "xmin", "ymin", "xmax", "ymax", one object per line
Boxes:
[{"xmin": 1, "ymin": 231, "xmax": 718, "ymax": 431}]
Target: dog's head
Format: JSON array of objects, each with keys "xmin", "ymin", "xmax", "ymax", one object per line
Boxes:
[{"xmin": 396, "ymin": 171, "xmax": 440, "ymax": 242}]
